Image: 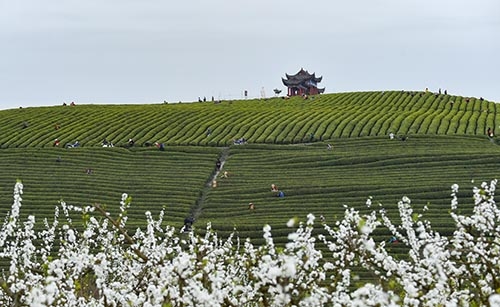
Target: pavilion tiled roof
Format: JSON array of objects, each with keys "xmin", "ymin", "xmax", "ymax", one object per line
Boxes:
[{"xmin": 282, "ymin": 68, "xmax": 325, "ymax": 93}]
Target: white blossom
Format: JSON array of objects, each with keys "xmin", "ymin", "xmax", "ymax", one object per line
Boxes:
[{"xmin": 1, "ymin": 180, "xmax": 500, "ymax": 306}]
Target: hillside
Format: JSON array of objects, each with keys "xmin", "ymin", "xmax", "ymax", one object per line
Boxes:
[
  {"xmin": 0, "ymin": 91, "xmax": 497, "ymax": 148},
  {"xmin": 200, "ymin": 135, "xmax": 500, "ymax": 240},
  {"xmin": 0, "ymin": 146, "xmax": 221, "ymax": 229},
  {"xmin": 0, "ymin": 91, "xmax": 499, "ymax": 256}
]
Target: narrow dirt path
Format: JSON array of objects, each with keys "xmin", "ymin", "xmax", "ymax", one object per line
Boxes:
[
  {"xmin": 185, "ymin": 147, "xmax": 230, "ymax": 229},
  {"xmin": 183, "ymin": 142, "xmax": 322, "ymax": 230}
]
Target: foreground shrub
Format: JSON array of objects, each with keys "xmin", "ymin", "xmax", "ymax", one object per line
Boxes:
[{"xmin": 1, "ymin": 180, "xmax": 500, "ymax": 306}]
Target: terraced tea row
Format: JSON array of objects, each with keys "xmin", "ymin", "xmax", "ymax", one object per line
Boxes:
[
  {"xmin": 1, "ymin": 135, "xmax": 496, "ymax": 237},
  {"xmin": 1, "ymin": 134, "xmax": 499, "ymax": 275},
  {"xmin": 197, "ymin": 135, "xmax": 500, "ymax": 247},
  {"xmin": 1, "ymin": 91, "xmax": 497, "ymax": 148},
  {"xmin": 0, "ymin": 146, "xmax": 221, "ymax": 229},
  {"xmin": 2, "ymin": 93, "xmax": 500, "ymax": 272}
]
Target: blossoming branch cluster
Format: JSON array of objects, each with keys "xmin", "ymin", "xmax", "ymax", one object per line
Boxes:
[{"xmin": 1, "ymin": 180, "xmax": 500, "ymax": 306}]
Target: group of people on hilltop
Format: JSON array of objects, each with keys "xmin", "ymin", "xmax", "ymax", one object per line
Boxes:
[
  {"xmin": 198, "ymin": 96, "xmax": 217, "ymax": 103},
  {"xmin": 424, "ymin": 87, "xmax": 448, "ymax": 96},
  {"xmin": 396, "ymin": 88, "xmax": 450, "ymax": 99}
]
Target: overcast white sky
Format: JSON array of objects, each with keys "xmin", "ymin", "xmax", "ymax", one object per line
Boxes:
[{"xmin": 0, "ymin": 0, "xmax": 499, "ymax": 110}]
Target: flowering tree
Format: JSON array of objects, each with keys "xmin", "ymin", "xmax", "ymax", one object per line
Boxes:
[{"xmin": 1, "ymin": 180, "xmax": 500, "ymax": 306}]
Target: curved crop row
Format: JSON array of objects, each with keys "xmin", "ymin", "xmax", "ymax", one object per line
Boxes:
[{"xmin": 0, "ymin": 91, "xmax": 497, "ymax": 148}]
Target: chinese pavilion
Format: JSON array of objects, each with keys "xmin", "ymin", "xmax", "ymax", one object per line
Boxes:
[{"xmin": 282, "ymin": 68, "xmax": 325, "ymax": 96}]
